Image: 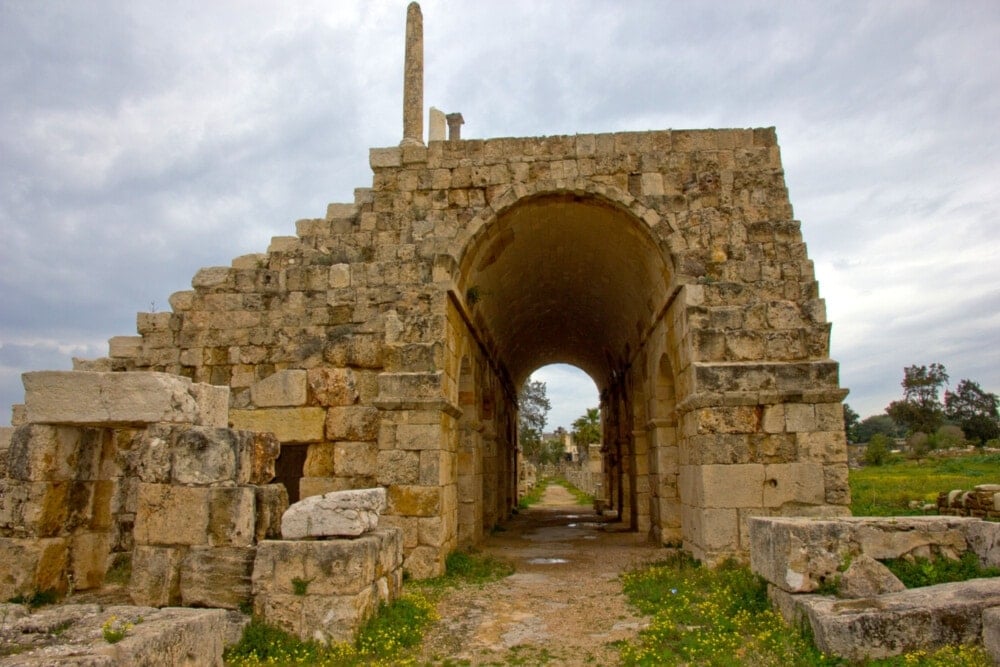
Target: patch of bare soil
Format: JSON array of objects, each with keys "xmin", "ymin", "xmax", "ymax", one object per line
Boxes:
[{"xmin": 418, "ymin": 484, "xmax": 665, "ymax": 665}]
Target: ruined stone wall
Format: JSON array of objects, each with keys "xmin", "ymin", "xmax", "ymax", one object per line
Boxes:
[{"xmin": 57, "ymin": 127, "xmax": 850, "ymax": 572}]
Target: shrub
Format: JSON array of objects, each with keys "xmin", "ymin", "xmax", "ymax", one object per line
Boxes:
[
  {"xmin": 863, "ymin": 433, "xmax": 892, "ymax": 466},
  {"xmin": 881, "ymin": 551, "xmax": 1000, "ymax": 588}
]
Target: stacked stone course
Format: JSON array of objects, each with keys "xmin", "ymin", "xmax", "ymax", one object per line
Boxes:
[{"xmin": 938, "ymin": 484, "xmax": 1000, "ymax": 519}]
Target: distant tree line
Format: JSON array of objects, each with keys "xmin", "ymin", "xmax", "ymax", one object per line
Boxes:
[{"xmin": 843, "ymin": 363, "xmax": 1000, "ymax": 464}]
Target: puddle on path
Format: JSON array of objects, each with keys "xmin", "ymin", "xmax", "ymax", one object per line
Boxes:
[{"xmin": 526, "ymin": 557, "xmax": 569, "ymax": 565}]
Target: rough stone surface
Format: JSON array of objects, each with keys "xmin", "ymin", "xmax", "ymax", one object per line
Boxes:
[
  {"xmin": 252, "ymin": 529, "xmax": 403, "ymax": 643},
  {"xmin": 795, "ymin": 579, "xmax": 1000, "ymax": 660},
  {"xmin": 180, "ymin": 546, "xmax": 255, "ymax": 610},
  {"xmin": 749, "ymin": 516, "xmax": 984, "ymax": 593},
  {"xmin": 281, "ymin": 487, "xmax": 387, "ymax": 539},
  {"xmin": 0, "ymin": 603, "xmax": 248, "ymax": 667},
  {"xmin": 255, "ymin": 484, "xmax": 290, "ymax": 542},
  {"xmin": 984, "ymin": 607, "xmax": 1000, "ymax": 664},
  {"xmin": 22, "ymin": 371, "xmax": 227, "ymax": 427},
  {"xmin": 250, "ymin": 369, "xmax": 308, "ymax": 407},
  {"xmin": 837, "ymin": 554, "xmax": 906, "ymax": 598}
]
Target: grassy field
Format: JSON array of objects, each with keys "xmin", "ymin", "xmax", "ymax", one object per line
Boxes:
[{"xmin": 849, "ymin": 452, "xmax": 1000, "ymax": 516}]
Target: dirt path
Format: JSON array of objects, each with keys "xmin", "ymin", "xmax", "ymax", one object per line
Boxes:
[{"xmin": 418, "ymin": 484, "xmax": 665, "ymax": 665}]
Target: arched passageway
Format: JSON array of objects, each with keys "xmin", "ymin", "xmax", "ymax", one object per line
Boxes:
[{"xmin": 451, "ymin": 192, "xmax": 676, "ymax": 539}]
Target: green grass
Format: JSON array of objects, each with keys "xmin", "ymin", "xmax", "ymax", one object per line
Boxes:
[
  {"xmin": 223, "ymin": 593, "xmax": 436, "ymax": 666},
  {"xmin": 618, "ymin": 553, "xmax": 993, "ymax": 666},
  {"xmin": 517, "ymin": 476, "xmax": 550, "ymax": 509},
  {"xmin": 850, "ymin": 453, "xmax": 1000, "ymax": 516},
  {"xmin": 881, "ymin": 551, "xmax": 1000, "ymax": 588},
  {"xmin": 413, "ymin": 548, "xmax": 514, "ymax": 596}
]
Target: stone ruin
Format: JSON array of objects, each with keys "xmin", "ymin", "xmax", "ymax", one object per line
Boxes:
[
  {"xmin": 7, "ymin": 1, "xmax": 991, "ymax": 662},
  {"xmin": 749, "ymin": 515, "xmax": 1000, "ymax": 660}
]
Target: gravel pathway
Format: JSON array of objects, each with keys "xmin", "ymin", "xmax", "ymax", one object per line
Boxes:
[{"xmin": 418, "ymin": 483, "xmax": 665, "ymax": 665}]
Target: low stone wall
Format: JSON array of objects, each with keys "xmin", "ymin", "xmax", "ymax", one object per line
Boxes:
[
  {"xmin": 749, "ymin": 516, "xmax": 1000, "ymax": 660},
  {"xmin": 253, "ymin": 528, "xmax": 403, "ymax": 643},
  {"xmin": 938, "ymin": 484, "xmax": 1000, "ymax": 520}
]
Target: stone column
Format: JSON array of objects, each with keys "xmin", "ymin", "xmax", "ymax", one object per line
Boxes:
[
  {"xmin": 446, "ymin": 112, "xmax": 464, "ymax": 141},
  {"xmin": 401, "ymin": 2, "xmax": 423, "ymax": 147}
]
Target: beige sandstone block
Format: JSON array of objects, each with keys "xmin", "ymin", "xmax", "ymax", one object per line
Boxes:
[
  {"xmin": 395, "ymin": 423, "xmax": 442, "ymax": 450},
  {"xmin": 335, "ymin": 441, "xmax": 378, "ymax": 477},
  {"xmin": 108, "ymin": 335, "xmax": 141, "ymax": 358},
  {"xmin": 326, "ymin": 406, "xmax": 379, "ymax": 441},
  {"xmin": 70, "ymin": 531, "xmax": 111, "ymax": 590},
  {"xmin": 0, "ymin": 536, "xmax": 69, "ymax": 600},
  {"xmin": 253, "ymin": 537, "xmax": 385, "ymax": 598},
  {"xmin": 180, "ymin": 546, "xmax": 255, "ymax": 610},
  {"xmin": 388, "ymin": 485, "xmax": 441, "ymax": 517},
  {"xmin": 134, "ymin": 483, "xmax": 209, "ymax": 547},
  {"xmin": 251, "ymin": 369, "xmax": 308, "ymax": 407},
  {"xmin": 208, "ymin": 486, "xmax": 256, "ymax": 547},
  {"xmin": 404, "ymin": 544, "xmax": 445, "ymax": 579},
  {"xmin": 303, "ymin": 442, "xmax": 336, "ymax": 476},
  {"xmin": 375, "ymin": 449, "xmax": 419, "ymax": 485},
  {"xmin": 299, "ymin": 476, "xmax": 360, "ymax": 499},
  {"xmin": 762, "ymin": 462, "xmax": 825, "ymax": 507},
  {"xmin": 254, "ymin": 484, "xmax": 289, "ymax": 542},
  {"xmin": 307, "ymin": 368, "xmax": 359, "ymax": 407},
  {"xmin": 22, "ymin": 371, "xmax": 227, "ymax": 427},
  {"xmin": 130, "ymin": 545, "xmax": 184, "ymax": 606},
  {"xmin": 230, "ymin": 407, "xmax": 326, "ymax": 443}
]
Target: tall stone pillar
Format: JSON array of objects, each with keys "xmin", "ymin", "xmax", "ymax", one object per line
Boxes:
[{"xmin": 401, "ymin": 2, "xmax": 423, "ymax": 147}]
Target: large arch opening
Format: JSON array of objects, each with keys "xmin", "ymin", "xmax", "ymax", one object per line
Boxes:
[{"xmin": 454, "ymin": 192, "xmax": 675, "ymax": 533}]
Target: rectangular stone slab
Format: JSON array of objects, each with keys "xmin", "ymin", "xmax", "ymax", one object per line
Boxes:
[{"xmin": 22, "ymin": 371, "xmax": 228, "ymax": 427}]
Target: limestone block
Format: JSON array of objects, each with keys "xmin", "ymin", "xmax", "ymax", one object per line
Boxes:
[
  {"xmin": 966, "ymin": 520, "xmax": 1000, "ymax": 567},
  {"xmin": 0, "ymin": 478, "xmax": 93, "ymax": 537},
  {"xmin": 299, "ymin": 476, "xmax": 353, "ymax": 498},
  {"xmin": 376, "ymin": 450, "xmax": 420, "ymax": 485},
  {"xmin": 837, "ymin": 554, "xmax": 906, "ymax": 598},
  {"xmin": 404, "ymin": 544, "xmax": 444, "ymax": 579},
  {"xmin": 798, "ymin": 579, "xmax": 1000, "ymax": 661},
  {"xmin": 256, "ymin": 588, "xmax": 376, "ymax": 644},
  {"xmin": 395, "ymin": 423, "xmax": 443, "ymax": 450},
  {"xmin": 99, "ymin": 606, "xmax": 248, "ymax": 667},
  {"xmin": 253, "ymin": 532, "xmax": 399, "ymax": 598},
  {"xmin": 191, "ymin": 383, "xmax": 230, "ymax": 428},
  {"xmin": 130, "ymin": 545, "xmax": 185, "ymax": 607},
  {"xmin": 230, "ymin": 407, "xmax": 326, "ymax": 443},
  {"xmin": 134, "ymin": 483, "xmax": 209, "ymax": 547},
  {"xmin": 307, "ymin": 367, "xmax": 359, "ymax": 406},
  {"xmin": 304, "ymin": 442, "xmax": 337, "ymax": 476},
  {"xmin": 0, "ymin": 537, "xmax": 69, "ymax": 600},
  {"xmin": 335, "ymin": 441, "xmax": 377, "ymax": 477},
  {"xmin": 238, "ymin": 431, "xmax": 281, "ymax": 485},
  {"xmin": 22, "ymin": 371, "xmax": 226, "ymax": 427},
  {"xmin": 762, "ymin": 462, "xmax": 825, "ymax": 507},
  {"xmin": 377, "ymin": 372, "xmax": 444, "ymax": 403},
  {"xmin": 281, "ymin": 488, "xmax": 386, "ymax": 539},
  {"xmin": 7, "ymin": 424, "xmax": 101, "ymax": 482},
  {"xmin": 749, "ymin": 516, "xmax": 984, "ymax": 594},
  {"xmin": 192, "ymin": 266, "xmax": 231, "ymax": 288},
  {"xmin": 984, "ymin": 607, "xmax": 1000, "ymax": 665},
  {"xmin": 255, "ymin": 484, "xmax": 289, "ymax": 542},
  {"xmin": 180, "ymin": 546, "xmax": 255, "ymax": 609},
  {"xmin": 208, "ymin": 486, "xmax": 256, "ymax": 547},
  {"xmin": 171, "ymin": 427, "xmax": 238, "ymax": 485},
  {"xmin": 388, "ymin": 485, "xmax": 441, "ymax": 517},
  {"xmin": 70, "ymin": 531, "xmax": 111, "ymax": 590},
  {"xmin": 251, "ymin": 370, "xmax": 308, "ymax": 407},
  {"xmin": 108, "ymin": 335, "xmax": 141, "ymax": 358},
  {"xmin": 326, "ymin": 406, "xmax": 379, "ymax": 441},
  {"xmin": 680, "ymin": 464, "xmax": 764, "ymax": 508}
]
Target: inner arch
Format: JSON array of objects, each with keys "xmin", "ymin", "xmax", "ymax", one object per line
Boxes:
[{"xmin": 459, "ymin": 193, "xmax": 672, "ymax": 391}]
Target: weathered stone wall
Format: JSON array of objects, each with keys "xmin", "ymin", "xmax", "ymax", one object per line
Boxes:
[
  {"xmin": 938, "ymin": 485, "xmax": 1000, "ymax": 520},
  {"xmin": 34, "ymin": 127, "xmax": 850, "ymax": 572}
]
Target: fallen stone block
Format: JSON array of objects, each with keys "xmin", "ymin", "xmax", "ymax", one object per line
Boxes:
[
  {"xmin": 22, "ymin": 371, "xmax": 228, "ymax": 427},
  {"xmin": 749, "ymin": 516, "xmax": 984, "ymax": 593},
  {"xmin": 796, "ymin": 579, "xmax": 1000, "ymax": 661},
  {"xmin": 281, "ymin": 487, "xmax": 387, "ymax": 539},
  {"xmin": 837, "ymin": 554, "xmax": 905, "ymax": 598}
]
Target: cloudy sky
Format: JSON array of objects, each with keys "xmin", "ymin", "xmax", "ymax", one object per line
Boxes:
[{"xmin": 1, "ymin": 1, "xmax": 998, "ymax": 430}]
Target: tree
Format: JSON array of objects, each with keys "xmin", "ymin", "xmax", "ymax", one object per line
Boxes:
[
  {"xmin": 945, "ymin": 379, "xmax": 1000, "ymax": 445},
  {"xmin": 842, "ymin": 403, "xmax": 860, "ymax": 442},
  {"xmin": 571, "ymin": 407, "xmax": 601, "ymax": 459},
  {"xmin": 854, "ymin": 414, "xmax": 903, "ymax": 443},
  {"xmin": 863, "ymin": 433, "xmax": 892, "ymax": 466},
  {"xmin": 886, "ymin": 363, "xmax": 949, "ymax": 434},
  {"xmin": 518, "ymin": 379, "xmax": 551, "ymax": 462}
]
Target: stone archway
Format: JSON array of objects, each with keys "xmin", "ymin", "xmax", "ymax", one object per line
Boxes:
[{"xmin": 97, "ymin": 126, "xmax": 852, "ymax": 577}]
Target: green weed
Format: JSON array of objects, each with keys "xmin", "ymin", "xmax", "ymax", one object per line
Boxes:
[
  {"xmin": 6, "ymin": 589, "xmax": 58, "ymax": 609},
  {"xmin": 415, "ymin": 548, "xmax": 514, "ymax": 595},
  {"xmin": 517, "ymin": 477, "xmax": 550, "ymax": 509},
  {"xmin": 881, "ymin": 551, "xmax": 1000, "ymax": 588}
]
